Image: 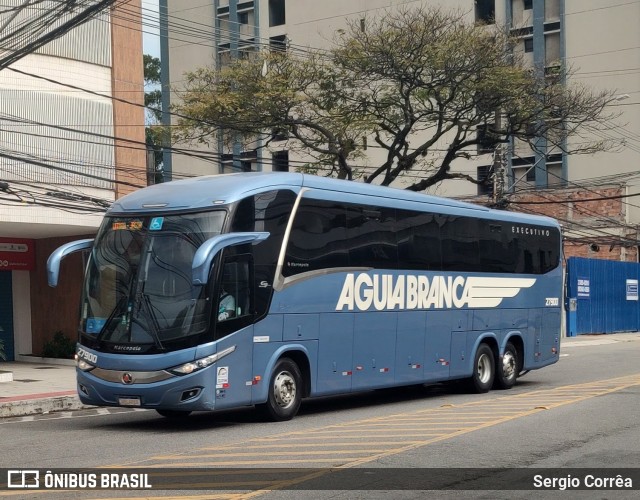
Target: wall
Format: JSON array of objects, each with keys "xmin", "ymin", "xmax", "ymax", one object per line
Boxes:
[
  {"xmin": 111, "ymin": 0, "xmax": 147, "ymax": 198},
  {"xmin": 29, "ymin": 236, "xmax": 92, "ymax": 356},
  {"xmin": 567, "ymin": 257, "xmax": 640, "ymax": 334},
  {"xmin": 506, "ymin": 185, "xmax": 638, "ymax": 262}
]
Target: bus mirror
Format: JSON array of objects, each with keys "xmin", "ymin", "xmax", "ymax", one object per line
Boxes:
[
  {"xmin": 192, "ymin": 232, "xmax": 269, "ymax": 286},
  {"xmin": 47, "ymin": 239, "xmax": 94, "ymax": 287}
]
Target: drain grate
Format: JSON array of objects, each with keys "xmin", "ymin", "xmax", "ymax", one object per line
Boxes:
[{"xmin": 13, "ymin": 379, "xmax": 40, "ymax": 383}]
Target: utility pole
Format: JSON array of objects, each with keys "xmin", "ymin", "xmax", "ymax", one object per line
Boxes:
[
  {"xmin": 491, "ymin": 109, "xmax": 506, "ymax": 208},
  {"xmin": 492, "ymin": 143, "xmax": 506, "ymax": 207}
]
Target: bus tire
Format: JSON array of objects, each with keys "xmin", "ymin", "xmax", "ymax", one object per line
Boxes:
[
  {"xmin": 261, "ymin": 357, "xmax": 302, "ymax": 422},
  {"xmin": 468, "ymin": 344, "xmax": 495, "ymax": 393},
  {"xmin": 495, "ymin": 342, "xmax": 518, "ymax": 390},
  {"xmin": 156, "ymin": 409, "xmax": 192, "ymax": 418}
]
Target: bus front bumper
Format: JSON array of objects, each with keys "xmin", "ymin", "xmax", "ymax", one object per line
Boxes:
[{"xmin": 76, "ymin": 366, "xmax": 216, "ymax": 411}]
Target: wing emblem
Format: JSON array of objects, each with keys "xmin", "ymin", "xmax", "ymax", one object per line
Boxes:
[{"xmin": 465, "ymin": 277, "xmax": 536, "ymax": 308}]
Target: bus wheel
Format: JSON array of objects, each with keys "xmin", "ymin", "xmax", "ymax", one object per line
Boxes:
[
  {"xmin": 469, "ymin": 344, "xmax": 495, "ymax": 393},
  {"xmin": 495, "ymin": 342, "xmax": 518, "ymax": 390},
  {"xmin": 262, "ymin": 358, "xmax": 302, "ymax": 422},
  {"xmin": 156, "ymin": 409, "xmax": 192, "ymax": 418}
]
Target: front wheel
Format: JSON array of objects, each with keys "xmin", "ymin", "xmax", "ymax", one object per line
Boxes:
[
  {"xmin": 495, "ymin": 342, "xmax": 518, "ymax": 390},
  {"xmin": 260, "ymin": 358, "xmax": 303, "ymax": 422},
  {"xmin": 468, "ymin": 344, "xmax": 495, "ymax": 393}
]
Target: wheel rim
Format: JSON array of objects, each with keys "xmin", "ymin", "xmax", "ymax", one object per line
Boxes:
[
  {"xmin": 273, "ymin": 370, "xmax": 297, "ymax": 409},
  {"xmin": 477, "ymin": 353, "xmax": 492, "ymax": 384},
  {"xmin": 502, "ymin": 351, "xmax": 516, "ymax": 380}
]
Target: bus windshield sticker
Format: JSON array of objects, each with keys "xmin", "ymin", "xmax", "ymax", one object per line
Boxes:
[
  {"xmin": 216, "ymin": 367, "xmax": 229, "ymax": 389},
  {"xmin": 149, "ymin": 217, "xmax": 164, "ymax": 231},
  {"xmin": 85, "ymin": 317, "xmax": 106, "ymax": 334},
  {"xmin": 112, "ymin": 220, "xmax": 143, "ymax": 231}
]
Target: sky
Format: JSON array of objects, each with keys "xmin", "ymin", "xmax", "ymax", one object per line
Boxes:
[{"xmin": 142, "ymin": 0, "xmax": 160, "ymax": 59}]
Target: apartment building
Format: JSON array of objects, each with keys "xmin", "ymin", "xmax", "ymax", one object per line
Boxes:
[
  {"xmin": 162, "ymin": 0, "xmax": 639, "ymax": 259},
  {"xmin": 0, "ymin": 1, "xmax": 146, "ymax": 360}
]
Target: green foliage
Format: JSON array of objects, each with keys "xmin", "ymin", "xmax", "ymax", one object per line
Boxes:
[
  {"xmin": 144, "ymin": 54, "xmax": 164, "ymax": 179},
  {"xmin": 172, "ymin": 5, "xmax": 617, "ymax": 190},
  {"xmin": 42, "ymin": 331, "xmax": 75, "ymax": 359}
]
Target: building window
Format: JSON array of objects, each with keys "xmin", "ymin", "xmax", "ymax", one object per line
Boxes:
[
  {"xmin": 524, "ymin": 0, "xmax": 533, "ymax": 10},
  {"xmin": 269, "ymin": 0, "xmax": 285, "ymax": 27},
  {"xmin": 475, "ymin": 0, "xmax": 495, "ymax": 23},
  {"xmin": 238, "ymin": 11, "xmax": 249, "ymax": 25},
  {"xmin": 476, "ymin": 123, "xmax": 496, "ymax": 154},
  {"xmin": 269, "ymin": 34, "xmax": 287, "ymax": 52},
  {"xmin": 271, "ymin": 127, "xmax": 287, "ymax": 141},
  {"xmin": 477, "ymin": 165, "xmax": 494, "ymax": 196},
  {"xmin": 512, "ymin": 156, "xmax": 536, "ymax": 182},
  {"xmin": 524, "ymin": 38, "xmax": 534, "ymax": 53},
  {"xmin": 272, "ymin": 150, "xmax": 289, "ymax": 172}
]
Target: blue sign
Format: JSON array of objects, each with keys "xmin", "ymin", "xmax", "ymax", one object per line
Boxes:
[
  {"xmin": 86, "ymin": 317, "xmax": 106, "ymax": 334},
  {"xmin": 149, "ymin": 217, "xmax": 164, "ymax": 231},
  {"xmin": 626, "ymin": 279, "xmax": 638, "ymax": 301},
  {"xmin": 577, "ymin": 277, "xmax": 590, "ymax": 299}
]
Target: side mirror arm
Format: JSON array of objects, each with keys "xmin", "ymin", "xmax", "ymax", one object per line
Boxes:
[
  {"xmin": 47, "ymin": 239, "xmax": 94, "ymax": 287},
  {"xmin": 192, "ymin": 232, "xmax": 269, "ymax": 285}
]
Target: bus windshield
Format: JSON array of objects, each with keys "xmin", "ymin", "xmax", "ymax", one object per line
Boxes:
[{"xmin": 80, "ymin": 211, "xmax": 226, "ymax": 351}]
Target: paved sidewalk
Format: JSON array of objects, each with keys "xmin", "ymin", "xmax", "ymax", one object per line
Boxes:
[
  {"xmin": 1, "ymin": 332, "xmax": 639, "ymax": 418},
  {"xmin": 0, "ymin": 360, "xmax": 91, "ymax": 418}
]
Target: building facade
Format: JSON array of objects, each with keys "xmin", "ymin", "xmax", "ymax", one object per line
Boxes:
[
  {"xmin": 0, "ymin": 1, "xmax": 146, "ymax": 360},
  {"xmin": 161, "ymin": 0, "xmax": 639, "ymax": 260}
]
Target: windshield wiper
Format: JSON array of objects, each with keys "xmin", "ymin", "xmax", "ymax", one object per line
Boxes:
[
  {"xmin": 95, "ymin": 295, "xmax": 128, "ymax": 342},
  {"xmin": 133, "ymin": 287, "xmax": 165, "ymax": 351}
]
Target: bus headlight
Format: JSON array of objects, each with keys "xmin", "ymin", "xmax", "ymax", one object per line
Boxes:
[
  {"xmin": 75, "ymin": 355, "xmax": 95, "ymax": 372},
  {"xmin": 168, "ymin": 345, "xmax": 237, "ymax": 376}
]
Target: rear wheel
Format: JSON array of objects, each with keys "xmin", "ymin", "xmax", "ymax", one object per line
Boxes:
[
  {"xmin": 260, "ymin": 358, "xmax": 302, "ymax": 422},
  {"xmin": 468, "ymin": 344, "xmax": 495, "ymax": 393},
  {"xmin": 156, "ymin": 409, "xmax": 192, "ymax": 418},
  {"xmin": 495, "ymin": 342, "xmax": 518, "ymax": 390}
]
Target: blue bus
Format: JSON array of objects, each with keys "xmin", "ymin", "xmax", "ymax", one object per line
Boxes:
[{"xmin": 48, "ymin": 172, "xmax": 562, "ymax": 420}]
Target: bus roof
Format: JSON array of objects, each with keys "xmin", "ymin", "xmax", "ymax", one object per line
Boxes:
[{"xmin": 109, "ymin": 172, "xmax": 559, "ymax": 227}]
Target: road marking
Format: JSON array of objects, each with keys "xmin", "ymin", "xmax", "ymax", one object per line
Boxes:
[{"xmin": 2, "ymin": 374, "xmax": 639, "ymax": 499}]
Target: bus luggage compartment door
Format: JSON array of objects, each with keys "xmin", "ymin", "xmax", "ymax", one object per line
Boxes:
[
  {"xmin": 352, "ymin": 312, "xmax": 396, "ymax": 390},
  {"xmin": 316, "ymin": 313, "xmax": 353, "ymax": 395}
]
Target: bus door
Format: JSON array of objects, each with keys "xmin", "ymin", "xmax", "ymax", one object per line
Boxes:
[{"xmin": 210, "ymin": 256, "xmax": 255, "ymax": 410}]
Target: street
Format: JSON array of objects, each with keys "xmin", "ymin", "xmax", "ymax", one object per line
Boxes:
[{"xmin": 1, "ymin": 333, "xmax": 639, "ymax": 499}]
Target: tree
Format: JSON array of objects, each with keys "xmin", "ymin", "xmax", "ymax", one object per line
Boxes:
[
  {"xmin": 144, "ymin": 54, "xmax": 164, "ymax": 184},
  {"xmin": 172, "ymin": 6, "xmax": 618, "ymax": 191}
]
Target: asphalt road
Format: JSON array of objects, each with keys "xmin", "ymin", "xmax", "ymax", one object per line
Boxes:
[{"xmin": 1, "ymin": 333, "xmax": 639, "ymax": 499}]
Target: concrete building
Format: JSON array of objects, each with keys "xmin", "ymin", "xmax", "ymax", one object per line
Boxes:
[
  {"xmin": 0, "ymin": 1, "xmax": 146, "ymax": 360},
  {"xmin": 161, "ymin": 0, "xmax": 639, "ymax": 258}
]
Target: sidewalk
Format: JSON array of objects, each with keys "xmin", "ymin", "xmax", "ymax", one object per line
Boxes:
[
  {"xmin": 1, "ymin": 332, "xmax": 639, "ymax": 418},
  {"xmin": 0, "ymin": 359, "xmax": 90, "ymax": 418}
]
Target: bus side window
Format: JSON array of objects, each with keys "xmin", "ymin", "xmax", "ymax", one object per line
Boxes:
[
  {"xmin": 284, "ymin": 200, "xmax": 349, "ymax": 276},
  {"xmin": 216, "ymin": 256, "xmax": 252, "ymax": 328}
]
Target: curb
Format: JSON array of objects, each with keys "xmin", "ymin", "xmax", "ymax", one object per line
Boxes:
[{"xmin": 0, "ymin": 395, "xmax": 93, "ymax": 418}]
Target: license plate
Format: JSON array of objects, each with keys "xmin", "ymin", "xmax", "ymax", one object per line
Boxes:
[{"xmin": 118, "ymin": 397, "xmax": 141, "ymax": 407}]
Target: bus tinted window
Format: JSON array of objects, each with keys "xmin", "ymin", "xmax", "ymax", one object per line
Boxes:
[
  {"xmin": 397, "ymin": 210, "xmax": 442, "ymax": 270},
  {"xmin": 232, "ymin": 189, "xmax": 296, "ymax": 317},
  {"xmin": 284, "ymin": 199, "xmax": 349, "ymax": 277},
  {"xmin": 346, "ymin": 205, "xmax": 398, "ymax": 269},
  {"xmin": 285, "ymin": 198, "xmax": 560, "ymax": 276},
  {"xmin": 440, "ymin": 215, "xmax": 480, "ymax": 271}
]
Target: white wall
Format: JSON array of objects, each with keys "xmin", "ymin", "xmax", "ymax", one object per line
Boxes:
[{"xmin": 12, "ymin": 271, "xmax": 32, "ymax": 356}]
